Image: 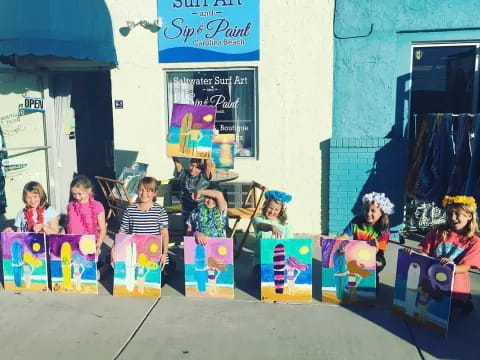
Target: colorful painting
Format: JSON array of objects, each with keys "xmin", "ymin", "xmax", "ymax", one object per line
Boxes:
[
  {"xmin": 113, "ymin": 234, "xmax": 163, "ymax": 298},
  {"xmin": 212, "ymin": 134, "xmax": 236, "ymax": 169},
  {"xmin": 1, "ymin": 232, "xmax": 48, "ymax": 291},
  {"xmin": 321, "ymin": 239, "xmax": 376, "ymax": 305},
  {"xmin": 49, "ymin": 234, "xmax": 98, "ymax": 294},
  {"xmin": 393, "ymin": 249, "xmax": 454, "ymax": 337},
  {"xmin": 184, "ymin": 236, "xmax": 234, "ymax": 299},
  {"xmin": 167, "ymin": 103, "xmax": 216, "ymax": 159},
  {"xmin": 260, "ymin": 238, "xmax": 312, "ymax": 303}
]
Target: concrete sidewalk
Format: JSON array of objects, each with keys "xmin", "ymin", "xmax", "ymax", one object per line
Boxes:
[{"xmin": 0, "ymin": 236, "xmax": 478, "ymax": 360}]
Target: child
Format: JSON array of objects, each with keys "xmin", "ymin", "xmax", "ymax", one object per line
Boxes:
[
  {"xmin": 66, "ymin": 174, "xmax": 106, "ymax": 256},
  {"xmin": 4, "ymin": 181, "xmax": 59, "ymax": 234},
  {"xmin": 172, "ymin": 157, "xmax": 214, "ymax": 227},
  {"xmin": 335, "ymin": 192, "xmax": 394, "ymax": 283},
  {"xmin": 186, "ymin": 185, "xmax": 227, "ymax": 245},
  {"xmin": 114, "ymin": 177, "xmax": 173, "ymax": 280},
  {"xmin": 66, "ymin": 174, "xmax": 107, "ymax": 279},
  {"xmin": 408, "ymin": 195, "xmax": 480, "ymax": 314},
  {"xmin": 252, "ymin": 190, "xmax": 293, "ymax": 271}
]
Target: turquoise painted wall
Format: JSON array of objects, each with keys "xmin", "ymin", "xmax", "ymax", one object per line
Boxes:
[{"xmin": 330, "ymin": 0, "xmax": 480, "ymax": 234}]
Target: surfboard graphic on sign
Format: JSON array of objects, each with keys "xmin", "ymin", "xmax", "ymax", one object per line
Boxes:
[
  {"xmin": 113, "ymin": 234, "xmax": 162, "ymax": 298},
  {"xmin": 49, "ymin": 234, "xmax": 98, "ymax": 294},
  {"xmin": 1, "ymin": 232, "xmax": 48, "ymax": 291}
]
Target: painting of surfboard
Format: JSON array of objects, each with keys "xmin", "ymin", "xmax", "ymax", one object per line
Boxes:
[
  {"xmin": 113, "ymin": 234, "xmax": 163, "ymax": 298},
  {"xmin": 260, "ymin": 238, "xmax": 312, "ymax": 303},
  {"xmin": 184, "ymin": 236, "xmax": 234, "ymax": 299},
  {"xmin": 212, "ymin": 134, "xmax": 235, "ymax": 169},
  {"xmin": 321, "ymin": 239, "xmax": 376, "ymax": 305},
  {"xmin": 1, "ymin": 232, "xmax": 48, "ymax": 291},
  {"xmin": 393, "ymin": 249, "xmax": 454, "ymax": 337},
  {"xmin": 167, "ymin": 103, "xmax": 216, "ymax": 159},
  {"xmin": 48, "ymin": 234, "xmax": 98, "ymax": 294}
]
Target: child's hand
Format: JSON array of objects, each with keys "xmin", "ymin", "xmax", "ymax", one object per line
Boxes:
[
  {"xmin": 195, "ymin": 231, "xmax": 208, "ymax": 245},
  {"xmin": 405, "ymin": 248, "xmax": 416, "ymax": 255},
  {"xmin": 3, "ymin": 227, "xmax": 14, "ymax": 233},
  {"xmin": 271, "ymin": 226, "xmax": 282, "ymax": 239},
  {"xmin": 33, "ymin": 224, "xmax": 44, "ymax": 233},
  {"xmin": 439, "ymin": 257, "xmax": 454, "ymax": 266},
  {"xmin": 191, "ymin": 191, "xmax": 200, "ymax": 201},
  {"xmin": 166, "ymin": 133, "xmax": 171, "ymax": 141},
  {"xmin": 160, "ymin": 253, "xmax": 169, "ymax": 271}
]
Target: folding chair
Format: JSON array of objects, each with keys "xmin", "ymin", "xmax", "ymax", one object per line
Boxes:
[
  {"xmin": 95, "ymin": 176, "xmax": 133, "ymax": 230},
  {"xmin": 227, "ymin": 181, "xmax": 267, "ymax": 256}
]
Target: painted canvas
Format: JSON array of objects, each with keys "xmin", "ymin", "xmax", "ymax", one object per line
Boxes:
[
  {"xmin": 167, "ymin": 103, "xmax": 216, "ymax": 159},
  {"xmin": 260, "ymin": 238, "xmax": 312, "ymax": 302},
  {"xmin": 113, "ymin": 234, "xmax": 163, "ymax": 298},
  {"xmin": 321, "ymin": 238, "xmax": 376, "ymax": 305},
  {"xmin": 212, "ymin": 134, "xmax": 235, "ymax": 169},
  {"xmin": 49, "ymin": 234, "xmax": 97, "ymax": 294},
  {"xmin": 184, "ymin": 236, "xmax": 234, "ymax": 299},
  {"xmin": 1, "ymin": 232, "xmax": 48, "ymax": 291},
  {"xmin": 393, "ymin": 249, "xmax": 454, "ymax": 337}
]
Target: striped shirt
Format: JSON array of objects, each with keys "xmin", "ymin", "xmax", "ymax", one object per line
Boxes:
[{"xmin": 119, "ymin": 203, "xmax": 168, "ymax": 235}]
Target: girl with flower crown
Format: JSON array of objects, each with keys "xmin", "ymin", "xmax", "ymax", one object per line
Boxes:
[
  {"xmin": 251, "ymin": 190, "xmax": 293, "ymax": 272},
  {"xmin": 4, "ymin": 181, "xmax": 59, "ymax": 234},
  {"xmin": 407, "ymin": 195, "xmax": 480, "ymax": 314},
  {"xmin": 335, "ymin": 192, "xmax": 394, "ymax": 283},
  {"xmin": 186, "ymin": 184, "xmax": 227, "ymax": 245}
]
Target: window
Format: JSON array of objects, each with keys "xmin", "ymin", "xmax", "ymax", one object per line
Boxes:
[{"xmin": 166, "ymin": 68, "xmax": 258, "ymax": 158}]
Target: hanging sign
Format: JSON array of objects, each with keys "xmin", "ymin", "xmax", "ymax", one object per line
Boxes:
[
  {"xmin": 23, "ymin": 97, "xmax": 45, "ymax": 112},
  {"xmin": 157, "ymin": 0, "xmax": 259, "ymax": 63}
]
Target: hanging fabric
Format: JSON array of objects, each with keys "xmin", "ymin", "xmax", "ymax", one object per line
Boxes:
[
  {"xmin": 447, "ymin": 114, "xmax": 472, "ymax": 195},
  {"xmin": 465, "ymin": 115, "xmax": 480, "ymax": 201}
]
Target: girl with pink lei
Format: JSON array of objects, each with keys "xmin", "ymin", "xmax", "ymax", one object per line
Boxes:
[
  {"xmin": 66, "ymin": 175, "xmax": 106, "ymax": 254},
  {"xmin": 408, "ymin": 195, "xmax": 480, "ymax": 314},
  {"xmin": 66, "ymin": 175, "xmax": 107, "ymax": 278},
  {"xmin": 4, "ymin": 181, "xmax": 59, "ymax": 234}
]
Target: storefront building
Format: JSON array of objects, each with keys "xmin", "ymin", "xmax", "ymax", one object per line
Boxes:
[
  {"xmin": 330, "ymin": 0, "xmax": 480, "ymax": 235},
  {"xmin": 0, "ymin": 1, "xmax": 334, "ymax": 234}
]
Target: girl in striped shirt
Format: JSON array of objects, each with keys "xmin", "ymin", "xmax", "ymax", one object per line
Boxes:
[{"xmin": 113, "ymin": 177, "xmax": 171, "ymax": 272}]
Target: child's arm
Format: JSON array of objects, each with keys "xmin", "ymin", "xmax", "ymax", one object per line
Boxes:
[
  {"xmin": 97, "ymin": 211, "xmax": 107, "ymax": 253},
  {"xmin": 160, "ymin": 228, "xmax": 169, "ymax": 270},
  {"xmin": 204, "ymin": 159, "xmax": 214, "ymax": 180},
  {"xmin": 335, "ymin": 233, "xmax": 351, "ymax": 241},
  {"xmin": 195, "ymin": 189, "xmax": 227, "ymax": 212},
  {"xmin": 255, "ymin": 222, "xmax": 282, "ymax": 238},
  {"xmin": 172, "ymin": 157, "xmax": 183, "ymax": 174},
  {"xmin": 39, "ymin": 216, "xmax": 59, "ymax": 234}
]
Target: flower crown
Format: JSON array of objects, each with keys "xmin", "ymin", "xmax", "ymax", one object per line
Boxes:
[
  {"xmin": 442, "ymin": 195, "xmax": 477, "ymax": 210},
  {"xmin": 265, "ymin": 190, "xmax": 292, "ymax": 203},
  {"xmin": 362, "ymin": 192, "xmax": 394, "ymax": 215}
]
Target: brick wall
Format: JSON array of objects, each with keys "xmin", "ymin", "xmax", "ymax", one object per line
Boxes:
[{"xmin": 328, "ymin": 137, "xmax": 408, "ymax": 236}]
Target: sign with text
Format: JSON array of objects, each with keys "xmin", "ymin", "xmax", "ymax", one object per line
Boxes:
[
  {"xmin": 157, "ymin": 0, "xmax": 259, "ymax": 63},
  {"xmin": 23, "ymin": 97, "xmax": 44, "ymax": 112},
  {"xmin": 166, "ymin": 69, "xmax": 257, "ymax": 157}
]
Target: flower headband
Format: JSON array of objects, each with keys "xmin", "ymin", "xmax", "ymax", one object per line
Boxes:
[
  {"xmin": 362, "ymin": 192, "xmax": 394, "ymax": 215},
  {"xmin": 442, "ymin": 195, "xmax": 477, "ymax": 210},
  {"xmin": 265, "ymin": 190, "xmax": 292, "ymax": 203}
]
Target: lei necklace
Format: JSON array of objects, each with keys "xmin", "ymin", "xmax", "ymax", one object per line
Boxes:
[
  {"xmin": 25, "ymin": 207, "xmax": 45, "ymax": 231},
  {"xmin": 199, "ymin": 205, "xmax": 224, "ymax": 237},
  {"xmin": 72, "ymin": 195, "xmax": 98, "ymax": 236}
]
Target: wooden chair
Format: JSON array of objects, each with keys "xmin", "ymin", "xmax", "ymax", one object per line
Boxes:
[
  {"xmin": 227, "ymin": 181, "xmax": 267, "ymax": 256},
  {"xmin": 95, "ymin": 176, "xmax": 133, "ymax": 229}
]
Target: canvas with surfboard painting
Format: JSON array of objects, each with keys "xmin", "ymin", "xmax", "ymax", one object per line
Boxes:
[
  {"xmin": 184, "ymin": 236, "xmax": 234, "ymax": 299},
  {"xmin": 167, "ymin": 103, "xmax": 216, "ymax": 159},
  {"xmin": 321, "ymin": 238, "xmax": 376, "ymax": 305},
  {"xmin": 49, "ymin": 234, "xmax": 98, "ymax": 294},
  {"xmin": 393, "ymin": 249, "xmax": 454, "ymax": 337},
  {"xmin": 113, "ymin": 234, "xmax": 163, "ymax": 298},
  {"xmin": 1, "ymin": 232, "xmax": 48, "ymax": 291},
  {"xmin": 260, "ymin": 238, "xmax": 312, "ymax": 303}
]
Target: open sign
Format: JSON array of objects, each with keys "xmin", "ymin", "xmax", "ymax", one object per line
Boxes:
[{"xmin": 23, "ymin": 97, "xmax": 44, "ymax": 111}]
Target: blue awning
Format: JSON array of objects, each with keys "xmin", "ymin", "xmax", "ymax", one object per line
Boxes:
[{"xmin": 0, "ymin": 0, "xmax": 117, "ymax": 67}]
